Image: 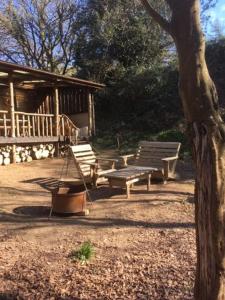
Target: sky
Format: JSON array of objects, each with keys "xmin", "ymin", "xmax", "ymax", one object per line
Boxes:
[{"xmin": 206, "ymin": 0, "xmax": 225, "ymax": 38}]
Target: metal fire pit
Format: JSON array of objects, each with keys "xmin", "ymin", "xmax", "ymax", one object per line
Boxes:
[{"xmin": 51, "ymin": 184, "xmax": 88, "ymax": 216}]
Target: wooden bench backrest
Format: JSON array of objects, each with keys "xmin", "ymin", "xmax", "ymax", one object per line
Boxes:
[
  {"xmin": 70, "ymin": 144, "xmax": 96, "ymax": 177},
  {"xmin": 134, "ymin": 141, "xmax": 181, "ymax": 169}
]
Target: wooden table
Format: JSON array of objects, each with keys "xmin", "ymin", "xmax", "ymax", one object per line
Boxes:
[{"xmin": 105, "ymin": 166, "xmax": 157, "ymax": 199}]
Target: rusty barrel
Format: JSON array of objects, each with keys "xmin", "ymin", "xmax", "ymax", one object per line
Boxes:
[{"xmin": 52, "ymin": 184, "xmax": 87, "ymax": 214}]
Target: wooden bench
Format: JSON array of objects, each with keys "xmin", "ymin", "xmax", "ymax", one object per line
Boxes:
[
  {"xmin": 121, "ymin": 141, "xmax": 181, "ymax": 183},
  {"xmin": 69, "ymin": 144, "xmax": 118, "ymax": 187}
]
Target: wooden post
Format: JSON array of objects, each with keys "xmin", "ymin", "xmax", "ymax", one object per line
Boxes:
[
  {"xmin": 54, "ymin": 87, "xmax": 60, "ymax": 156},
  {"xmin": 92, "ymin": 93, "xmax": 96, "ymax": 136},
  {"xmin": 9, "ymin": 79, "xmax": 15, "ymax": 137},
  {"xmin": 54, "ymin": 87, "xmax": 59, "ymax": 136},
  {"xmin": 88, "ymin": 91, "xmax": 93, "ymax": 137},
  {"xmin": 9, "ymin": 76, "xmax": 16, "ymax": 163}
]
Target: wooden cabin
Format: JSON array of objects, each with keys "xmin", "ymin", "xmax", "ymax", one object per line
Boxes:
[{"xmin": 0, "ymin": 61, "xmax": 104, "ymax": 163}]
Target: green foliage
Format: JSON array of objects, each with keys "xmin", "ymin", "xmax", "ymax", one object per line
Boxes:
[
  {"xmin": 93, "ymin": 127, "xmax": 191, "ymax": 158},
  {"xmin": 74, "ymin": 0, "xmax": 171, "ymax": 82},
  {"xmin": 74, "ymin": 1, "xmax": 182, "ymax": 152},
  {"xmin": 155, "ymin": 129, "xmax": 190, "ymax": 158},
  {"xmin": 70, "ymin": 241, "xmax": 95, "ymax": 263},
  {"xmin": 206, "ymin": 37, "xmax": 225, "ymax": 106},
  {"xmin": 156, "ymin": 129, "xmax": 186, "ymax": 144},
  {"xmin": 96, "ymin": 65, "xmax": 182, "ymax": 135}
]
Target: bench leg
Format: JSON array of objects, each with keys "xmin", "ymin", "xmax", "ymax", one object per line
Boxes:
[
  {"xmin": 126, "ymin": 183, "xmax": 130, "ymax": 199},
  {"xmin": 147, "ymin": 174, "xmax": 151, "ymax": 191},
  {"xmin": 109, "ymin": 179, "xmax": 113, "ymax": 188},
  {"xmin": 93, "ymin": 176, "xmax": 98, "ymax": 188}
]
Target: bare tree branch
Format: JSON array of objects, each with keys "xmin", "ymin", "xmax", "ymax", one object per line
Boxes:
[
  {"xmin": 139, "ymin": 0, "xmax": 171, "ymax": 34},
  {"xmin": 0, "ymin": 0, "xmax": 79, "ymax": 74}
]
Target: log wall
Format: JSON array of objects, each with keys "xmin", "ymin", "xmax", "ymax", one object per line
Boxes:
[
  {"xmin": 0, "ymin": 86, "xmax": 90, "ymax": 116},
  {"xmin": 36, "ymin": 87, "xmax": 89, "ymax": 116},
  {"xmin": 0, "ymin": 86, "xmax": 41, "ymax": 113}
]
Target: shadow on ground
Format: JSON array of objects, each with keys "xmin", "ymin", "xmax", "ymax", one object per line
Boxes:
[
  {"xmin": 0, "ymin": 209, "xmax": 195, "ymax": 230},
  {"xmin": 21, "ymin": 177, "xmax": 194, "ymax": 199},
  {"xmin": 13, "ymin": 206, "xmax": 51, "ymax": 218},
  {"xmin": 22, "ymin": 177, "xmax": 63, "ymax": 192}
]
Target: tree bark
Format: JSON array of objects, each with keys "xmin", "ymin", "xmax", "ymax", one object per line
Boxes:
[
  {"xmin": 171, "ymin": 3, "xmax": 225, "ymax": 299},
  {"xmin": 140, "ymin": 0, "xmax": 225, "ymax": 299},
  {"xmin": 169, "ymin": 3, "xmax": 225, "ymax": 298}
]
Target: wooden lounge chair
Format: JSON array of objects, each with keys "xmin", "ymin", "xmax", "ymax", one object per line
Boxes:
[
  {"xmin": 69, "ymin": 144, "xmax": 118, "ymax": 187},
  {"xmin": 121, "ymin": 141, "xmax": 181, "ymax": 183}
]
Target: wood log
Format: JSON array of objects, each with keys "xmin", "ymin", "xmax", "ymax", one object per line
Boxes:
[
  {"xmin": 32, "ymin": 149, "xmax": 42, "ymax": 160},
  {"xmin": 16, "ymin": 146, "xmax": 23, "ymax": 152},
  {"xmin": 21, "ymin": 156, "xmax": 26, "ymax": 162},
  {"xmin": 26, "ymin": 156, "xmax": 33, "ymax": 162},
  {"xmin": 46, "ymin": 144, "xmax": 53, "ymax": 151},
  {"xmin": 15, "ymin": 155, "xmax": 21, "ymax": 163},
  {"xmin": 24, "ymin": 150, "xmax": 29, "ymax": 156},
  {"xmin": 2, "ymin": 151, "xmax": 10, "ymax": 158},
  {"xmin": 0, "ymin": 154, "xmax": 3, "ymax": 165},
  {"xmin": 49, "ymin": 148, "xmax": 55, "ymax": 158},
  {"xmin": 42, "ymin": 149, "xmax": 49, "ymax": 158},
  {"xmin": 3, "ymin": 157, "xmax": 10, "ymax": 165},
  {"xmin": 20, "ymin": 151, "xmax": 26, "ymax": 158},
  {"xmin": 32, "ymin": 146, "xmax": 38, "ymax": 152}
]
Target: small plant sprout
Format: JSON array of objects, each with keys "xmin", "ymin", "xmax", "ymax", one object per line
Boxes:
[{"xmin": 70, "ymin": 241, "xmax": 94, "ymax": 263}]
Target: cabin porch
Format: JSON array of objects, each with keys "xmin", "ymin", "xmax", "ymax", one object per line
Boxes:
[{"xmin": 0, "ymin": 61, "xmax": 104, "ymax": 163}]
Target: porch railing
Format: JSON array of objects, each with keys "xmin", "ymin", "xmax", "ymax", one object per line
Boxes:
[
  {"xmin": 0, "ymin": 110, "xmax": 10, "ymax": 137},
  {"xmin": 0, "ymin": 110, "xmax": 79, "ymax": 142},
  {"xmin": 15, "ymin": 112, "xmax": 54, "ymax": 137},
  {"xmin": 59, "ymin": 114, "xmax": 79, "ymax": 141}
]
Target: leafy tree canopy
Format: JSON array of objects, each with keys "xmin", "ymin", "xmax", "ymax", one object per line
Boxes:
[{"xmin": 74, "ymin": 0, "xmax": 172, "ymax": 82}]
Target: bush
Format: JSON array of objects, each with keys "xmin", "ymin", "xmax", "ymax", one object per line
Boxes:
[
  {"xmin": 156, "ymin": 129, "xmax": 186, "ymax": 144},
  {"xmin": 155, "ymin": 129, "xmax": 191, "ymax": 159}
]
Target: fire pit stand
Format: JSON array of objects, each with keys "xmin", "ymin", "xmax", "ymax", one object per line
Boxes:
[
  {"xmin": 48, "ymin": 147, "xmax": 91, "ymax": 218},
  {"xmin": 51, "ymin": 183, "xmax": 89, "ymax": 216}
]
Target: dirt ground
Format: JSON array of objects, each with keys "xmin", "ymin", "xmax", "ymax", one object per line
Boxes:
[{"xmin": 0, "ymin": 156, "xmax": 195, "ymax": 300}]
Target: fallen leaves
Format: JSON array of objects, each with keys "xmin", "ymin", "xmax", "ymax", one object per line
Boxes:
[
  {"xmin": 0, "ymin": 228, "xmax": 195, "ymax": 300},
  {"xmin": 0, "ymin": 158, "xmax": 196, "ymax": 299}
]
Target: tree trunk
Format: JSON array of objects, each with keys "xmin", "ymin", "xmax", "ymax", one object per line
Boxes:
[
  {"xmin": 170, "ymin": 1, "xmax": 225, "ymax": 299},
  {"xmin": 140, "ymin": 0, "xmax": 225, "ymax": 297}
]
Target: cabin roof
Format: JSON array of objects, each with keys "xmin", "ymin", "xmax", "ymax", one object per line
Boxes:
[{"xmin": 0, "ymin": 60, "xmax": 105, "ymax": 90}]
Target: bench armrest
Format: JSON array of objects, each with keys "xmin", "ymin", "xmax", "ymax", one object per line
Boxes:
[
  {"xmin": 161, "ymin": 156, "xmax": 178, "ymax": 180},
  {"xmin": 78, "ymin": 161, "xmax": 97, "ymax": 168},
  {"xmin": 161, "ymin": 156, "xmax": 178, "ymax": 161},
  {"xmin": 96, "ymin": 157, "xmax": 118, "ymax": 169},
  {"xmin": 121, "ymin": 154, "xmax": 135, "ymax": 159},
  {"xmin": 120, "ymin": 154, "xmax": 135, "ymax": 167},
  {"xmin": 96, "ymin": 157, "xmax": 118, "ymax": 163}
]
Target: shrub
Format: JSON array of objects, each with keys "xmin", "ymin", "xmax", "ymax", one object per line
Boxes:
[
  {"xmin": 155, "ymin": 129, "xmax": 191, "ymax": 159},
  {"xmin": 69, "ymin": 241, "xmax": 95, "ymax": 263},
  {"xmin": 156, "ymin": 129, "xmax": 186, "ymax": 144}
]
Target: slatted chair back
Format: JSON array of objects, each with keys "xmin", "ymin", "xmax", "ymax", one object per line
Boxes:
[
  {"xmin": 134, "ymin": 141, "xmax": 181, "ymax": 170},
  {"xmin": 70, "ymin": 144, "xmax": 97, "ymax": 177}
]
